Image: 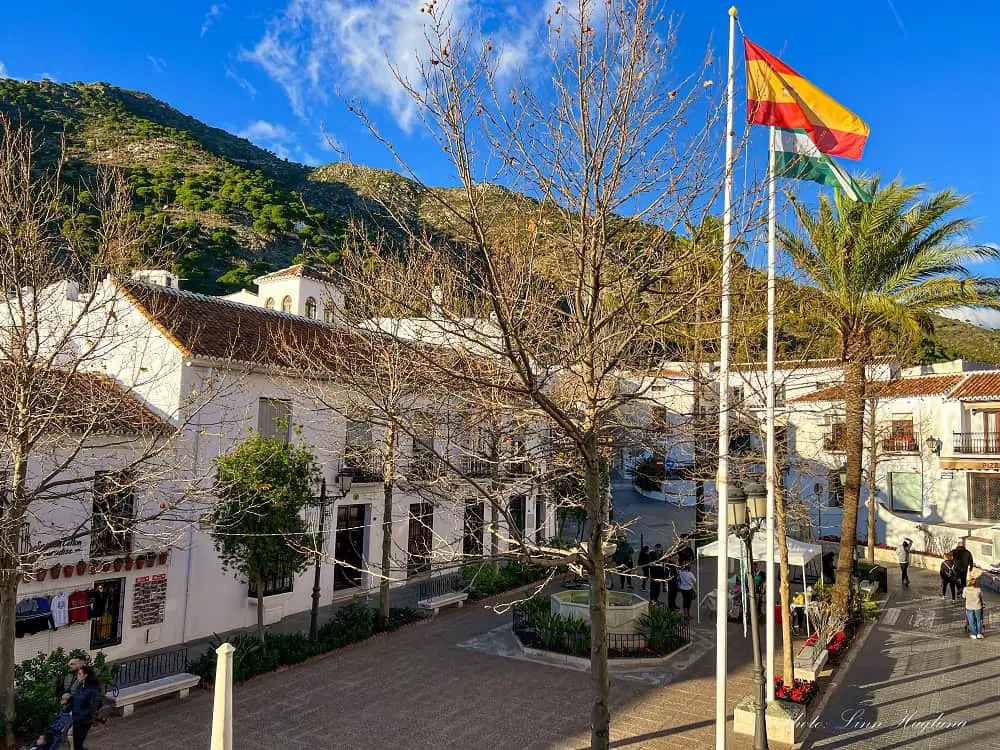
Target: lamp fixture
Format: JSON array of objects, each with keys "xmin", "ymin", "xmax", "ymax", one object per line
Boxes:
[{"xmin": 926, "ymin": 436, "xmax": 943, "ymax": 455}]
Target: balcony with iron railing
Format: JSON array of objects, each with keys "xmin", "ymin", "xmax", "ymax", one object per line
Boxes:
[
  {"xmin": 881, "ymin": 437, "xmax": 918, "ymax": 453},
  {"xmin": 344, "ymin": 447, "xmax": 384, "ymax": 484},
  {"xmin": 459, "ymin": 454, "xmax": 494, "ymax": 478},
  {"xmin": 953, "ymin": 433, "xmax": 1000, "ymax": 455}
]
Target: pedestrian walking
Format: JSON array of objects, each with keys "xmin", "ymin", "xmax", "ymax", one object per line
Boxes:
[
  {"xmin": 896, "ymin": 538, "xmax": 912, "ymax": 587},
  {"xmin": 612, "ymin": 536, "xmax": 635, "ymax": 590},
  {"xmin": 648, "ymin": 544, "xmax": 666, "ymax": 604},
  {"xmin": 964, "ymin": 576, "xmax": 985, "ymax": 639},
  {"xmin": 70, "ymin": 665, "xmax": 102, "ymax": 750},
  {"xmin": 677, "ymin": 537, "xmax": 694, "ymax": 568},
  {"xmin": 940, "ymin": 552, "xmax": 960, "ymax": 602},
  {"xmin": 953, "ymin": 539, "xmax": 975, "ymax": 590},
  {"xmin": 679, "ymin": 563, "xmax": 697, "ymax": 622},
  {"xmin": 637, "ymin": 545, "xmax": 651, "ymax": 591},
  {"xmin": 55, "ymin": 655, "xmax": 87, "ymax": 701},
  {"xmin": 665, "ymin": 555, "xmax": 680, "ymax": 611}
]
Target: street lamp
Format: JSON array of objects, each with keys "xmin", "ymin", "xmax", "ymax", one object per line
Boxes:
[
  {"xmin": 730, "ymin": 478, "xmax": 769, "ymax": 750},
  {"xmin": 309, "ymin": 468, "xmax": 354, "ymax": 640}
]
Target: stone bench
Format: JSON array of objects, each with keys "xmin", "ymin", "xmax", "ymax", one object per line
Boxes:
[
  {"xmin": 109, "ymin": 673, "xmax": 201, "ymax": 717},
  {"xmin": 418, "ymin": 591, "xmax": 469, "ymax": 616}
]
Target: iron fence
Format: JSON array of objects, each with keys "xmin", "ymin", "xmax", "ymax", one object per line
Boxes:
[
  {"xmin": 512, "ymin": 605, "xmax": 689, "ymax": 659},
  {"xmin": 111, "ymin": 647, "xmax": 190, "ymax": 692},
  {"xmin": 418, "ymin": 573, "xmax": 462, "ymax": 600},
  {"xmin": 953, "ymin": 433, "xmax": 1000, "ymax": 454}
]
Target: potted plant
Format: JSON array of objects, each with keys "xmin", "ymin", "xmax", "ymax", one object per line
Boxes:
[
  {"xmin": 136, "ymin": 556, "xmax": 145, "ymax": 570},
  {"xmin": 102, "ymin": 561, "xmax": 112, "ymax": 573},
  {"xmin": 88, "ymin": 560, "xmax": 99, "ymax": 575},
  {"xmin": 36, "ymin": 568, "xmax": 47, "ymax": 582},
  {"xmin": 158, "ymin": 551, "xmax": 169, "ymax": 565},
  {"xmin": 145, "ymin": 552, "xmax": 156, "ymax": 567},
  {"xmin": 76, "ymin": 560, "xmax": 87, "ymax": 576},
  {"xmin": 124, "ymin": 556, "xmax": 134, "ymax": 571},
  {"xmin": 50, "ymin": 564, "xmax": 61, "ymax": 580},
  {"xmin": 64, "ymin": 565, "xmax": 75, "ymax": 578},
  {"xmin": 113, "ymin": 558, "xmax": 123, "ymax": 572}
]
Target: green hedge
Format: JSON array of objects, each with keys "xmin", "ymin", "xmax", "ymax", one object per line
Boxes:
[
  {"xmin": 186, "ymin": 602, "xmax": 419, "ymax": 683},
  {"xmin": 457, "ymin": 561, "xmax": 549, "ymax": 598}
]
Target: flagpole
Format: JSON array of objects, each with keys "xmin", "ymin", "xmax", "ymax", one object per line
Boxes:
[
  {"xmin": 716, "ymin": 7, "xmax": 738, "ymax": 750},
  {"xmin": 765, "ymin": 126, "xmax": 777, "ymax": 704}
]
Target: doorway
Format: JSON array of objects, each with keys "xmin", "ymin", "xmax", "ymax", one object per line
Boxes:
[
  {"xmin": 90, "ymin": 578, "xmax": 125, "ymax": 649},
  {"xmin": 333, "ymin": 504, "xmax": 367, "ymax": 591},
  {"xmin": 407, "ymin": 503, "xmax": 434, "ymax": 577}
]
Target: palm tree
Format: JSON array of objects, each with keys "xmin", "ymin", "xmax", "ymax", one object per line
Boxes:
[{"xmin": 779, "ymin": 179, "xmax": 1000, "ymax": 618}]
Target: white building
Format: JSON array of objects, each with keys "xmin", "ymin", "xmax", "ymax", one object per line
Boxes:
[{"xmin": 10, "ymin": 267, "xmax": 551, "ymax": 664}]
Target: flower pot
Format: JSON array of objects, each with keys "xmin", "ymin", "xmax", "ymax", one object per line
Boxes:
[
  {"xmin": 102, "ymin": 561, "xmax": 112, "ymax": 573},
  {"xmin": 113, "ymin": 559, "xmax": 123, "ymax": 572},
  {"xmin": 76, "ymin": 561, "xmax": 87, "ymax": 576},
  {"xmin": 125, "ymin": 556, "xmax": 134, "ymax": 571},
  {"xmin": 64, "ymin": 565, "xmax": 74, "ymax": 578},
  {"xmin": 89, "ymin": 561, "xmax": 99, "ymax": 575},
  {"xmin": 159, "ymin": 552, "xmax": 169, "ymax": 565},
  {"xmin": 145, "ymin": 552, "xmax": 156, "ymax": 565},
  {"xmin": 136, "ymin": 558, "xmax": 145, "ymax": 570},
  {"xmin": 36, "ymin": 568, "xmax": 47, "ymax": 582},
  {"xmin": 50, "ymin": 565, "xmax": 61, "ymax": 580}
]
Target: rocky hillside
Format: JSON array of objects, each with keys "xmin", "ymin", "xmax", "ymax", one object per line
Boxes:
[{"xmin": 1, "ymin": 79, "xmax": 996, "ymax": 365}]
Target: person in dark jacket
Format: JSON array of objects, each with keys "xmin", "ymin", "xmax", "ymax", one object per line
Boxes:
[
  {"xmin": 941, "ymin": 552, "xmax": 960, "ymax": 602},
  {"xmin": 612, "ymin": 537, "xmax": 635, "ymax": 590},
  {"xmin": 55, "ymin": 656, "xmax": 87, "ymax": 700},
  {"xmin": 665, "ymin": 555, "xmax": 680, "ymax": 611},
  {"xmin": 953, "ymin": 539, "xmax": 975, "ymax": 590},
  {"xmin": 648, "ymin": 544, "xmax": 666, "ymax": 604},
  {"xmin": 70, "ymin": 665, "xmax": 102, "ymax": 750},
  {"xmin": 637, "ymin": 546, "xmax": 651, "ymax": 591},
  {"xmin": 677, "ymin": 537, "xmax": 694, "ymax": 568}
]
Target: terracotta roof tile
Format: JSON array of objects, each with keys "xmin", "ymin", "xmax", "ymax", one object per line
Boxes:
[
  {"xmin": 117, "ymin": 278, "xmax": 355, "ymax": 367},
  {"xmin": 790, "ymin": 374, "xmax": 963, "ymax": 403},
  {"xmin": 948, "ymin": 373, "xmax": 1000, "ymax": 401},
  {"xmin": 732, "ymin": 356, "xmax": 895, "ymax": 372},
  {"xmin": 253, "ymin": 264, "xmax": 337, "ymax": 285}
]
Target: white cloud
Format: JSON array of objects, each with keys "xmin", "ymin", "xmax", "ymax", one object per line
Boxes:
[
  {"xmin": 0, "ymin": 62, "xmax": 8, "ymax": 79},
  {"xmin": 240, "ymin": 120, "xmax": 295, "ymax": 143},
  {"xmin": 147, "ymin": 55, "xmax": 167, "ymax": 73},
  {"xmin": 225, "ymin": 66, "xmax": 257, "ymax": 97},
  {"xmin": 939, "ymin": 306, "xmax": 1000, "ymax": 331},
  {"xmin": 39, "ymin": 72, "xmax": 58, "ymax": 82},
  {"xmin": 202, "ymin": 3, "xmax": 225, "ymax": 36},
  {"xmin": 241, "ymin": 0, "xmax": 549, "ymax": 132}
]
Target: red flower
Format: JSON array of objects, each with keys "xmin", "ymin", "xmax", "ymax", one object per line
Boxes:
[{"xmin": 790, "ymin": 688, "xmax": 805, "ymax": 702}]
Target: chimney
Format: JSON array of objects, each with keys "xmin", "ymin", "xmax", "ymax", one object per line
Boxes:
[{"xmin": 131, "ymin": 269, "xmax": 180, "ymax": 289}]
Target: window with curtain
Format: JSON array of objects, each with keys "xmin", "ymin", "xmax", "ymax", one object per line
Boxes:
[{"xmin": 888, "ymin": 472, "xmax": 922, "ymax": 514}]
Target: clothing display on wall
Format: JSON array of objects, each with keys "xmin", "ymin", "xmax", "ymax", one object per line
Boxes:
[
  {"xmin": 68, "ymin": 591, "xmax": 90, "ymax": 624},
  {"xmin": 50, "ymin": 591, "xmax": 70, "ymax": 628},
  {"xmin": 15, "ymin": 589, "xmax": 105, "ymax": 637},
  {"xmin": 14, "ymin": 597, "xmax": 54, "ymax": 637}
]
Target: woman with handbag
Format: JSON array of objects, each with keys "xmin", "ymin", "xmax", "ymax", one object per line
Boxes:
[{"xmin": 941, "ymin": 553, "xmax": 959, "ymax": 602}]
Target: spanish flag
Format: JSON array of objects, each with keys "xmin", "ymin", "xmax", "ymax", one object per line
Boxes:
[{"xmin": 745, "ymin": 39, "xmax": 869, "ymax": 161}]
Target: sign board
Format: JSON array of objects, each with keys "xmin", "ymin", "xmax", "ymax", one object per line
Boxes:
[
  {"xmin": 135, "ymin": 576, "xmax": 150, "ymax": 584},
  {"xmin": 151, "ymin": 573, "xmax": 166, "ymax": 582}
]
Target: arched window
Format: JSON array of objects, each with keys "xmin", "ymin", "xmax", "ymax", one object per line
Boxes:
[
  {"xmin": 265, "ymin": 297, "xmax": 275, "ymax": 310},
  {"xmin": 305, "ymin": 297, "xmax": 317, "ymax": 319},
  {"xmin": 324, "ymin": 306, "xmax": 336, "ymax": 324},
  {"xmin": 281, "ymin": 296, "xmax": 293, "ymax": 313}
]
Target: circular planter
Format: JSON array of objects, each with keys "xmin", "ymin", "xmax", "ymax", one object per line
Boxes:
[
  {"xmin": 125, "ymin": 556, "xmax": 134, "ymax": 571},
  {"xmin": 145, "ymin": 553, "xmax": 156, "ymax": 566},
  {"xmin": 102, "ymin": 561, "xmax": 112, "ymax": 573},
  {"xmin": 64, "ymin": 565, "xmax": 75, "ymax": 578},
  {"xmin": 89, "ymin": 561, "xmax": 99, "ymax": 575},
  {"xmin": 36, "ymin": 568, "xmax": 47, "ymax": 582},
  {"xmin": 136, "ymin": 558, "xmax": 146, "ymax": 570},
  {"xmin": 76, "ymin": 561, "xmax": 87, "ymax": 576},
  {"xmin": 159, "ymin": 552, "xmax": 169, "ymax": 565},
  {"xmin": 50, "ymin": 565, "xmax": 61, "ymax": 580},
  {"xmin": 113, "ymin": 559, "xmax": 123, "ymax": 572}
]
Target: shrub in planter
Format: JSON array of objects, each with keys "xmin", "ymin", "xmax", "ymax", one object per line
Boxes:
[
  {"xmin": 775, "ymin": 676, "xmax": 817, "ymax": 705},
  {"xmin": 75, "ymin": 561, "xmax": 87, "ymax": 575}
]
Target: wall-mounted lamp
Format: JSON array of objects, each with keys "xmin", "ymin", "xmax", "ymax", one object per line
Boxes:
[{"xmin": 926, "ymin": 436, "xmax": 943, "ymax": 455}]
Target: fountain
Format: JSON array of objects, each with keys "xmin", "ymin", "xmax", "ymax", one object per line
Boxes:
[{"xmin": 550, "ymin": 590, "xmax": 648, "ymax": 633}]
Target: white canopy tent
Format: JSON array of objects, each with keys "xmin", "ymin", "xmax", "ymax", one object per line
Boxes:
[{"xmin": 695, "ymin": 534, "xmax": 823, "ymax": 632}]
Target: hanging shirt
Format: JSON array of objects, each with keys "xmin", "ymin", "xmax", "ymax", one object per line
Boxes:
[
  {"xmin": 15, "ymin": 598, "xmax": 38, "ymax": 617},
  {"xmin": 68, "ymin": 591, "xmax": 90, "ymax": 624},
  {"xmin": 51, "ymin": 592, "xmax": 70, "ymax": 628}
]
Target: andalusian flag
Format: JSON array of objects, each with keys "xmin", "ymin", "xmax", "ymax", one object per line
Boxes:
[
  {"xmin": 745, "ymin": 39, "xmax": 869, "ymax": 161},
  {"xmin": 772, "ymin": 128, "xmax": 872, "ymax": 202}
]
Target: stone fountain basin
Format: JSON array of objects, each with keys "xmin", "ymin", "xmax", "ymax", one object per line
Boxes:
[{"xmin": 551, "ymin": 590, "xmax": 648, "ymax": 634}]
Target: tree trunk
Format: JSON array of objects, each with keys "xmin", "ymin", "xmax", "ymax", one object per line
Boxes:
[
  {"xmin": 834, "ymin": 351, "xmax": 867, "ymax": 618},
  {"xmin": 866, "ymin": 404, "xmax": 878, "ymax": 565},
  {"xmin": 490, "ymin": 438, "xmax": 501, "ymax": 571},
  {"xmin": 584, "ymin": 438, "xmax": 610, "ymax": 750},
  {"xmin": 256, "ymin": 578, "xmax": 265, "ymax": 640},
  {"xmin": 774, "ymin": 478, "xmax": 794, "ymax": 681},
  {"xmin": 380, "ymin": 421, "xmax": 397, "ymax": 626},
  {"xmin": 0, "ymin": 574, "xmax": 18, "ymax": 750}
]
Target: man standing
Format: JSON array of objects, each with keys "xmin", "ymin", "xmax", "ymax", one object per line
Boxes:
[
  {"xmin": 896, "ymin": 538, "xmax": 912, "ymax": 587},
  {"xmin": 612, "ymin": 536, "xmax": 635, "ymax": 590},
  {"xmin": 55, "ymin": 655, "xmax": 87, "ymax": 700},
  {"xmin": 665, "ymin": 555, "xmax": 680, "ymax": 611},
  {"xmin": 953, "ymin": 539, "xmax": 975, "ymax": 590},
  {"xmin": 648, "ymin": 544, "xmax": 666, "ymax": 604}
]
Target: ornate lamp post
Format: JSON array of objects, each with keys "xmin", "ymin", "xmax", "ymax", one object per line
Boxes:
[
  {"xmin": 729, "ymin": 479, "xmax": 769, "ymax": 750},
  {"xmin": 309, "ymin": 468, "xmax": 354, "ymax": 639}
]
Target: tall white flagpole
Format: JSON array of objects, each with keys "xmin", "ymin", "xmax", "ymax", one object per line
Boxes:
[
  {"xmin": 716, "ymin": 7, "xmax": 738, "ymax": 749},
  {"xmin": 765, "ymin": 125, "xmax": 777, "ymax": 704}
]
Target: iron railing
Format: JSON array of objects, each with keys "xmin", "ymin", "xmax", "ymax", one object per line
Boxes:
[
  {"xmin": 511, "ymin": 605, "xmax": 689, "ymax": 658},
  {"xmin": 111, "ymin": 647, "xmax": 190, "ymax": 692},
  {"xmin": 418, "ymin": 573, "xmax": 462, "ymax": 600},
  {"xmin": 459, "ymin": 455, "xmax": 493, "ymax": 478},
  {"xmin": 953, "ymin": 433, "xmax": 1000, "ymax": 454},
  {"xmin": 881, "ymin": 437, "xmax": 918, "ymax": 453}
]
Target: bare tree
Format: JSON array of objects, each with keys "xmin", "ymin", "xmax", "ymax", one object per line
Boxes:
[
  {"xmin": 323, "ymin": 0, "xmax": 771, "ymax": 744},
  {"xmin": 0, "ymin": 117, "xmax": 202, "ymax": 747}
]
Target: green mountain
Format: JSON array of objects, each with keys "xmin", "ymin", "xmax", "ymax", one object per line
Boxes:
[{"xmin": 1, "ymin": 79, "xmax": 997, "ymax": 365}]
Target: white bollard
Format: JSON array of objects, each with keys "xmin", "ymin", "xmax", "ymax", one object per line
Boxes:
[{"xmin": 210, "ymin": 643, "xmax": 235, "ymax": 750}]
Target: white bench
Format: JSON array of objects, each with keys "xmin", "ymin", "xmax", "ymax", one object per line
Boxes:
[
  {"xmin": 418, "ymin": 591, "xmax": 469, "ymax": 616},
  {"xmin": 110, "ymin": 673, "xmax": 201, "ymax": 717}
]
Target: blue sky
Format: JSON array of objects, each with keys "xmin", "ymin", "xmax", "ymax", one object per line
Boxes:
[{"xmin": 3, "ymin": 1, "xmax": 999, "ymax": 306}]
